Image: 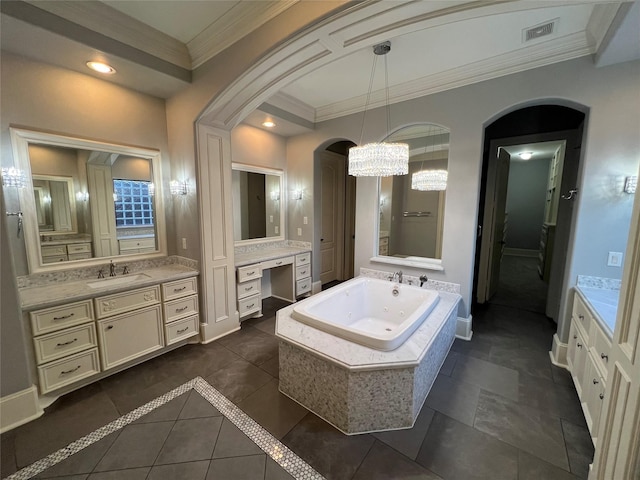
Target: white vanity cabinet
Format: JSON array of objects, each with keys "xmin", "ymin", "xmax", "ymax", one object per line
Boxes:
[
  {"xmin": 118, "ymin": 237, "xmax": 156, "ymax": 255},
  {"xmin": 236, "ymin": 264, "xmax": 263, "ymax": 318},
  {"xmin": 30, "ymin": 300, "xmax": 101, "ymax": 394},
  {"xmin": 295, "ymin": 253, "xmax": 312, "ymax": 297},
  {"xmin": 95, "ymin": 286, "xmax": 164, "ymax": 370},
  {"xmin": 567, "ymin": 292, "xmax": 612, "ymax": 445},
  {"xmin": 161, "ymin": 277, "xmax": 199, "ymax": 345},
  {"xmin": 41, "ymin": 241, "xmax": 93, "ymax": 264}
]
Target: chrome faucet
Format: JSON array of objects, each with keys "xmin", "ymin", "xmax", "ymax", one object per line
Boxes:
[
  {"xmin": 122, "ymin": 265, "xmax": 129, "ymax": 275},
  {"xmin": 392, "ymin": 270, "xmax": 403, "ymax": 284},
  {"xmin": 97, "ymin": 268, "xmax": 105, "ymax": 279},
  {"xmin": 420, "ymin": 274, "xmax": 428, "ymax": 287},
  {"xmin": 109, "ymin": 260, "xmax": 117, "ymax": 277}
]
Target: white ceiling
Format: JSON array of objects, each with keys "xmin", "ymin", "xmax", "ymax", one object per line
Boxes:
[{"xmin": 2, "ymin": 1, "xmax": 639, "ymax": 136}]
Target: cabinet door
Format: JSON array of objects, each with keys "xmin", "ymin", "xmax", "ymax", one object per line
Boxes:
[
  {"xmin": 568, "ymin": 322, "xmax": 588, "ymax": 397},
  {"xmin": 97, "ymin": 304, "xmax": 164, "ymax": 370},
  {"xmin": 583, "ymin": 352, "xmax": 606, "ymax": 439}
]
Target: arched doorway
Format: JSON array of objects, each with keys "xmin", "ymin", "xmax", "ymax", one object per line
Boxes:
[
  {"xmin": 474, "ymin": 104, "xmax": 587, "ymax": 323},
  {"xmin": 313, "ymin": 140, "xmax": 356, "ymax": 289}
]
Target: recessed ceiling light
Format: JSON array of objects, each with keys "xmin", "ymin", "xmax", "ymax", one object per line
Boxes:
[
  {"xmin": 262, "ymin": 121, "xmax": 276, "ymax": 128},
  {"xmin": 86, "ymin": 61, "xmax": 116, "ymax": 74},
  {"xmin": 519, "ymin": 152, "xmax": 533, "ymax": 160}
]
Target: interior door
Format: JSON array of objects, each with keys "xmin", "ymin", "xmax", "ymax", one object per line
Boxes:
[
  {"xmin": 319, "ymin": 151, "xmax": 345, "ymax": 285},
  {"xmin": 477, "ymin": 147, "xmax": 510, "ymax": 302}
]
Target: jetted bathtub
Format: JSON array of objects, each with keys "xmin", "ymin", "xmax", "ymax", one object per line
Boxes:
[{"xmin": 291, "ymin": 276, "xmax": 439, "ymax": 351}]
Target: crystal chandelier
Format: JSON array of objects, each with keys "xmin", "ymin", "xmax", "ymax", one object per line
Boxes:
[
  {"xmin": 412, "ymin": 169, "xmax": 448, "ymax": 191},
  {"xmin": 348, "ymin": 42, "xmax": 409, "ymax": 177}
]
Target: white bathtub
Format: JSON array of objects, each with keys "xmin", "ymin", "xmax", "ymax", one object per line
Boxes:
[{"xmin": 291, "ymin": 276, "xmax": 439, "ymax": 351}]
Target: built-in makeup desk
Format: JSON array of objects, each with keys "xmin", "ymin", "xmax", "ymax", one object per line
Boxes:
[{"xmin": 234, "ymin": 247, "xmax": 311, "ymax": 319}]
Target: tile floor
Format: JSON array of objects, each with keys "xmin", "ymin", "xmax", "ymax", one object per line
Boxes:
[{"xmin": 2, "ymin": 266, "xmax": 593, "ymax": 480}]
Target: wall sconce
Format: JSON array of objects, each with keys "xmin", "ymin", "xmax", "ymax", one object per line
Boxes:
[
  {"xmin": 170, "ymin": 180, "xmax": 188, "ymax": 196},
  {"xmin": 1, "ymin": 167, "xmax": 27, "ymax": 188},
  {"xmin": 293, "ymin": 189, "xmax": 303, "ymax": 200},
  {"xmin": 270, "ymin": 190, "xmax": 280, "ymax": 201},
  {"xmin": 76, "ymin": 191, "xmax": 89, "ymax": 202},
  {"xmin": 624, "ymin": 176, "xmax": 637, "ymax": 194}
]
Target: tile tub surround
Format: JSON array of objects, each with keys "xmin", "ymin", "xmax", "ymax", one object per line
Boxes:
[
  {"xmin": 360, "ymin": 267, "xmax": 461, "ymax": 294},
  {"xmin": 4, "ymin": 377, "xmax": 322, "ymax": 480},
  {"xmin": 18, "ymin": 262, "xmax": 198, "ymax": 311},
  {"xmin": 276, "ymin": 291, "xmax": 460, "ymax": 434}
]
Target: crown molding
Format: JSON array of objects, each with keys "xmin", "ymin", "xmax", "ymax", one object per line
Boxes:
[
  {"xmin": 586, "ymin": 2, "xmax": 623, "ymax": 50},
  {"xmin": 26, "ymin": 0, "xmax": 191, "ymax": 69},
  {"xmin": 315, "ymin": 31, "xmax": 595, "ymax": 123},
  {"xmin": 265, "ymin": 92, "xmax": 316, "ymax": 124},
  {"xmin": 188, "ymin": 1, "xmax": 299, "ymax": 69}
]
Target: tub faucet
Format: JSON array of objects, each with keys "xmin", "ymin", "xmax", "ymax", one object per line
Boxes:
[
  {"xmin": 392, "ymin": 270, "xmax": 403, "ymax": 284},
  {"xmin": 109, "ymin": 260, "xmax": 116, "ymax": 277}
]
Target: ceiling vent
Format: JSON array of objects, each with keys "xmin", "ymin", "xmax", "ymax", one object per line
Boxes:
[{"xmin": 523, "ymin": 19, "xmax": 558, "ymax": 43}]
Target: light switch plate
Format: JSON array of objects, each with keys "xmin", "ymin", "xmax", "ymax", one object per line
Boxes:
[
  {"xmin": 297, "ymin": 227, "xmax": 302, "ymax": 236},
  {"xmin": 303, "ymin": 216, "xmax": 308, "ymax": 225},
  {"xmin": 181, "ymin": 238, "xmax": 187, "ymax": 249},
  {"xmin": 607, "ymin": 251, "xmax": 623, "ymax": 267}
]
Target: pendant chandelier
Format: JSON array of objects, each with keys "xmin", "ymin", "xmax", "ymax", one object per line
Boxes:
[
  {"xmin": 412, "ymin": 169, "xmax": 448, "ymax": 191},
  {"xmin": 348, "ymin": 41, "xmax": 409, "ymax": 177}
]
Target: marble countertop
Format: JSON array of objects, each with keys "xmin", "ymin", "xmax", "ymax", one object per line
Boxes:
[
  {"xmin": 20, "ymin": 264, "xmax": 199, "ymax": 311},
  {"xmin": 575, "ymin": 286, "xmax": 619, "ymax": 338},
  {"xmin": 40, "ymin": 236, "xmax": 92, "ymax": 246},
  {"xmin": 276, "ymin": 290, "xmax": 461, "ymax": 371},
  {"xmin": 235, "ymin": 247, "xmax": 311, "ymax": 267}
]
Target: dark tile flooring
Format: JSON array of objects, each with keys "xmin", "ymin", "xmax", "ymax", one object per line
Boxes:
[{"xmin": 2, "ymin": 284, "xmax": 593, "ymax": 479}]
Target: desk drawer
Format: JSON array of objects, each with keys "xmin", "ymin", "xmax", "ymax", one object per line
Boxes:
[
  {"xmin": 165, "ymin": 315, "xmax": 199, "ymax": 345},
  {"xmin": 162, "ymin": 277, "xmax": 198, "ymax": 301},
  {"xmin": 296, "ymin": 265, "xmax": 311, "ymax": 281},
  {"xmin": 37, "ymin": 348, "xmax": 100, "ymax": 394},
  {"xmin": 238, "ymin": 293, "xmax": 261, "ymax": 317},
  {"xmin": 262, "ymin": 256, "xmax": 293, "ymax": 270},
  {"xmin": 295, "ymin": 252, "xmax": 311, "ymax": 266},
  {"xmin": 33, "ymin": 323, "xmax": 97, "ymax": 365},
  {"xmin": 237, "ymin": 264, "xmax": 262, "ymax": 283},
  {"xmin": 237, "ymin": 278, "xmax": 261, "ymax": 300},
  {"xmin": 164, "ymin": 294, "xmax": 199, "ymax": 323},
  {"xmin": 67, "ymin": 243, "xmax": 91, "ymax": 254},
  {"xmin": 95, "ymin": 286, "xmax": 160, "ymax": 319},
  {"xmin": 31, "ymin": 300, "xmax": 95, "ymax": 335},
  {"xmin": 296, "ymin": 278, "xmax": 312, "ymax": 296}
]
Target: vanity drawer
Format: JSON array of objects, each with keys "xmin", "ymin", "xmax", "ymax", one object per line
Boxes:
[
  {"xmin": 572, "ymin": 294, "xmax": 591, "ymax": 339},
  {"xmin": 41, "ymin": 245, "xmax": 67, "ymax": 257},
  {"xmin": 43, "ymin": 254, "xmax": 68, "ymax": 263},
  {"xmin": 33, "ymin": 323, "xmax": 97, "ymax": 365},
  {"xmin": 162, "ymin": 277, "xmax": 198, "ymax": 301},
  {"xmin": 164, "ymin": 294, "xmax": 199, "ymax": 323},
  {"xmin": 67, "ymin": 243, "xmax": 91, "ymax": 254},
  {"xmin": 592, "ymin": 323, "xmax": 612, "ymax": 379},
  {"xmin": 68, "ymin": 253, "xmax": 92, "ymax": 261},
  {"xmin": 237, "ymin": 278, "xmax": 261, "ymax": 300},
  {"xmin": 295, "ymin": 252, "xmax": 311, "ymax": 266},
  {"xmin": 37, "ymin": 348, "xmax": 101, "ymax": 394},
  {"xmin": 237, "ymin": 264, "xmax": 262, "ymax": 283},
  {"xmin": 31, "ymin": 300, "xmax": 95, "ymax": 335},
  {"xmin": 296, "ymin": 278, "xmax": 312, "ymax": 296},
  {"xmin": 379, "ymin": 237, "xmax": 389, "ymax": 247},
  {"xmin": 295, "ymin": 265, "xmax": 311, "ymax": 281},
  {"xmin": 95, "ymin": 285, "xmax": 160, "ymax": 319},
  {"xmin": 238, "ymin": 293, "xmax": 261, "ymax": 317},
  {"xmin": 262, "ymin": 256, "xmax": 293, "ymax": 270},
  {"xmin": 165, "ymin": 314, "xmax": 199, "ymax": 345},
  {"xmin": 119, "ymin": 237, "xmax": 156, "ymax": 251}
]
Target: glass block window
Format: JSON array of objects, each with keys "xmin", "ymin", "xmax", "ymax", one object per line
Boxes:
[{"xmin": 113, "ymin": 179, "xmax": 154, "ymax": 227}]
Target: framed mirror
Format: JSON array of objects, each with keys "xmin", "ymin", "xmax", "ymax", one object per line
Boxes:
[
  {"xmin": 374, "ymin": 123, "xmax": 449, "ymax": 270},
  {"xmin": 231, "ymin": 163, "xmax": 284, "ymax": 245},
  {"xmin": 10, "ymin": 127, "xmax": 167, "ymax": 273}
]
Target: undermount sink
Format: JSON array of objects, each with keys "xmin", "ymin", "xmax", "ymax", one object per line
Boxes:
[{"xmin": 87, "ymin": 273, "xmax": 151, "ymax": 289}]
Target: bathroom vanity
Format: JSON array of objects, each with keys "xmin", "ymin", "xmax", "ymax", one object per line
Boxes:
[
  {"xmin": 567, "ymin": 282, "xmax": 618, "ymax": 446},
  {"xmin": 234, "ymin": 247, "xmax": 311, "ymax": 319},
  {"xmin": 19, "ymin": 260, "xmax": 199, "ymax": 396}
]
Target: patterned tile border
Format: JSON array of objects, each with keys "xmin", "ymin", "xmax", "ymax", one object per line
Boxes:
[
  {"xmin": 360, "ymin": 267, "xmax": 461, "ymax": 294},
  {"xmin": 4, "ymin": 377, "xmax": 324, "ymax": 480},
  {"xmin": 576, "ymin": 275, "xmax": 621, "ymax": 291}
]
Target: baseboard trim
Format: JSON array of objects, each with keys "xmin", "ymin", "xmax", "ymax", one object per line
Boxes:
[
  {"xmin": 311, "ymin": 281, "xmax": 322, "ymax": 295},
  {"xmin": 455, "ymin": 315, "xmax": 473, "ymax": 341},
  {"xmin": 0, "ymin": 385, "xmax": 43, "ymax": 433},
  {"xmin": 200, "ymin": 322, "xmax": 240, "ymax": 344},
  {"xmin": 549, "ymin": 333, "xmax": 568, "ymax": 368}
]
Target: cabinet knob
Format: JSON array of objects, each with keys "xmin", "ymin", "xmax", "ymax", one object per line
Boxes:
[
  {"xmin": 577, "ymin": 342, "xmax": 582, "ymax": 348},
  {"xmin": 593, "ymin": 378, "xmax": 599, "ymax": 385},
  {"xmin": 599, "ymin": 393, "xmax": 605, "ymax": 400},
  {"xmin": 106, "ymin": 325, "xmax": 114, "ymax": 330},
  {"xmin": 573, "ymin": 335, "xmax": 577, "ymax": 339},
  {"xmin": 578, "ymin": 314, "xmax": 584, "ymax": 320},
  {"xmin": 600, "ymin": 353, "xmax": 608, "ymax": 361}
]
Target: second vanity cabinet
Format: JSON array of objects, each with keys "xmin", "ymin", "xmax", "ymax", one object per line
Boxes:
[
  {"xmin": 28, "ymin": 273, "xmax": 199, "ymax": 395},
  {"xmin": 567, "ymin": 291, "xmax": 612, "ymax": 445}
]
